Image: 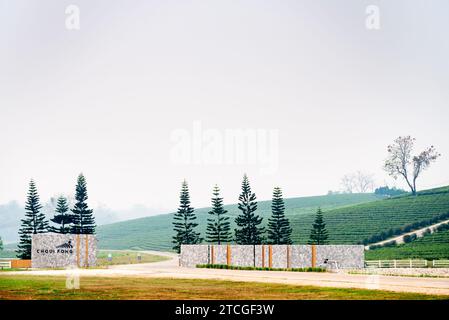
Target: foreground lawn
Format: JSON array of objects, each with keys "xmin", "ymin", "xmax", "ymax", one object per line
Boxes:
[
  {"xmin": 96, "ymin": 250, "xmax": 169, "ymax": 266},
  {"xmin": 0, "ymin": 276, "xmax": 447, "ymax": 300}
]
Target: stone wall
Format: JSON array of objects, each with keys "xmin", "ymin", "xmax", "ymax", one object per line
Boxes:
[
  {"xmin": 316, "ymin": 245, "xmax": 365, "ymax": 269},
  {"xmin": 180, "ymin": 244, "xmax": 364, "ymax": 269},
  {"xmin": 31, "ymin": 233, "xmax": 97, "ymax": 268}
]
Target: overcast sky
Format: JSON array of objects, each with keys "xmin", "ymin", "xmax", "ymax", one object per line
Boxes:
[{"xmin": 1, "ymin": 0, "xmax": 448, "ymax": 214}]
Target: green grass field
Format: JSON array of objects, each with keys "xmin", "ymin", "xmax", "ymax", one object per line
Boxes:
[
  {"xmin": 0, "ymin": 275, "xmax": 446, "ymax": 300},
  {"xmin": 97, "ymin": 193, "xmax": 381, "ymax": 251},
  {"xmin": 0, "ymin": 250, "xmax": 169, "ymax": 265},
  {"xmin": 96, "ymin": 250, "xmax": 170, "ymax": 266},
  {"xmin": 365, "ymin": 229, "xmax": 449, "ymax": 260}
]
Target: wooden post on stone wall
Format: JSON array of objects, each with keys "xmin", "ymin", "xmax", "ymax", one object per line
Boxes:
[
  {"xmin": 268, "ymin": 245, "xmax": 273, "ymax": 268},
  {"xmin": 311, "ymin": 244, "xmax": 317, "ymax": 268},
  {"xmin": 262, "ymin": 245, "xmax": 265, "ymax": 268},
  {"xmin": 85, "ymin": 234, "xmax": 89, "ymax": 267},
  {"xmin": 76, "ymin": 234, "xmax": 80, "ymax": 268}
]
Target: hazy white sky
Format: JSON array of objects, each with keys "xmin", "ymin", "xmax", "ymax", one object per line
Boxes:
[{"xmin": 1, "ymin": 0, "xmax": 448, "ymax": 213}]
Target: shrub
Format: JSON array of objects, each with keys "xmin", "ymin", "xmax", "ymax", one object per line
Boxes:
[
  {"xmin": 436, "ymin": 223, "xmax": 449, "ymax": 232},
  {"xmin": 403, "ymin": 234, "xmax": 417, "ymax": 243},
  {"xmin": 195, "ymin": 264, "xmax": 326, "ymax": 272}
]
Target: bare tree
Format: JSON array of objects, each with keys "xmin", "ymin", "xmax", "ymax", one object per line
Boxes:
[
  {"xmin": 341, "ymin": 174, "xmax": 356, "ymax": 193},
  {"xmin": 341, "ymin": 171, "xmax": 375, "ymax": 193},
  {"xmin": 384, "ymin": 136, "xmax": 440, "ymax": 195},
  {"xmin": 355, "ymin": 171, "xmax": 375, "ymax": 193}
]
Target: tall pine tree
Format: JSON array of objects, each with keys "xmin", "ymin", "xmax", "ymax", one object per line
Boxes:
[
  {"xmin": 172, "ymin": 180, "xmax": 202, "ymax": 253},
  {"xmin": 234, "ymin": 174, "xmax": 264, "ymax": 244},
  {"xmin": 267, "ymin": 187, "xmax": 292, "ymax": 244},
  {"xmin": 206, "ymin": 185, "xmax": 231, "ymax": 244},
  {"xmin": 308, "ymin": 208, "xmax": 329, "ymax": 245},
  {"xmin": 50, "ymin": 196, "xmax": 73, "ymax": 234},
  {"xmin": 71, "ymin": 174, "xmax": 96, "ymax": 234},
  {"xmin": 17, "ymin": 179, "xmax": 48, "ymax": 259}
]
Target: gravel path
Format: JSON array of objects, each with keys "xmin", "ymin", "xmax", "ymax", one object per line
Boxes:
[
  {"xmin": 365, "ymin": 218, "xmax": 449, "ymax": 249},
  {"xmin": 346, "ymin": 268, "xmax": 449, "ymax": 278}
]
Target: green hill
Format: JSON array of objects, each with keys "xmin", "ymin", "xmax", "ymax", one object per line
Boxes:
[
  {"xmin": 365, "ymin": 226, "xmax": 449, "ymax": 260},
  {"xmin": 97, "ymin": 193, "xmax": 380, "ymax": 251},
  {"xmin": 312, "ymin": 186, "xmax": 449, "ymax": 245},
  {"xmin": 97, "ymin": 186, "xmax": 449, "ymax": 253}
]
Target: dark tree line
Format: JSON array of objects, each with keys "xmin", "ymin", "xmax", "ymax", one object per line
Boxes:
[
  {"xmin": 16, "ymin": 174, "xmax": 96, "ymax": 259},
  {"xmin": 17, "ymin": 179, "xmax": 47, "ymax": 259},
  {"xmin": 206, "ymin": 185, "xmax": 231, "ymax": 244},
  {"xmin": 172, "ymin": 180, "xmax": 202, "ymax": 253},
  {"xmin": 268, "ymin": 187, "xmax": 292, "ymax": 245},
  {"xmin": 49, "ymin": 196, "xmax": 71, "ymax": 234},
  {"xmin": 307, "ymin": 208, "xmax": 328, "ymax": 245},
  {"xmin": 172, "ymin": 174, "xmax": 329, "ymax": 252},
  {"xmin": 234, "ymin": 174, "xmax": 264, "ymax": 245}
]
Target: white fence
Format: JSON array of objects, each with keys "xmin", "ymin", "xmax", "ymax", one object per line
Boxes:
[
  {"xmin": 0, "ymin": 260, "xmax": 12, "ymax": 269},
  {"xmin": 366, "ymin": 260, "xmax": 449, "ymax": 268},
  {"xmin": 431, "ymin": 260, "xmax": 449, "ymax": 268}
]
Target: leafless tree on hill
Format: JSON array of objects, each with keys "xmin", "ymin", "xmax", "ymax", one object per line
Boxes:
[
  {"xmin": 341, "ymin": 171, "xmax": 375, "ymax": 193},
  {"xmin": 383, "ymin": 136, "xmax": 440, "ymax": 195}
]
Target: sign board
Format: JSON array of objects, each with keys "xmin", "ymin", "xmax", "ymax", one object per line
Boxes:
[{"xmin": 31, "ymin": 233, "xmax": 97, "ymax": 268}]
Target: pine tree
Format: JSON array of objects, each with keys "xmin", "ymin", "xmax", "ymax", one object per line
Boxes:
[
  {"xmin": 172, "ymin": 180, "xmax": 202, "ymax": 253},
  {"xmin": 308, "ymin": 208, "xmax": 329, "ymax": 245},
  {"xmin": 206, "ymin": 185, "xmax": 231, "ymax": 244},
  {"xmin": 234, "ymin": 174, "xmax": 264, "ymax": 244},
  {"xmin": 16, "ymin": 180, "xmax": 48, "ymax": 259},
  {"xmin": 50, "ymin": 196, "xmax": 73, "ymax": 234},
  {"xmin": 71, "ymin": 174, "xmax": 96, "ymax": 234},
  {"xmin": 0, "ymin": 236, "xmax": 3, "ymax": 251},
  {"xmin": 267, "ymin": 187, "xmax": 292, "ymax": 244}
]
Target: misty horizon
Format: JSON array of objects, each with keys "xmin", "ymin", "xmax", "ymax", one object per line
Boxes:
[{"xmin": 1, "ymin": 1, "xmax": 449, "ymax": 212}]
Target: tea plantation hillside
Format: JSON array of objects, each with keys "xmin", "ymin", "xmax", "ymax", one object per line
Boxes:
[
  {"xmin": 365, "ymin": 227, "xmax": 449, "ymax": 260},
  {"xmin": 97, "ymin": 193, "xmax": 380, "ymax": 251},
  {"xmin": 308, "ymin": 186, "xmax": 449, "ymax": 245},
  {"xmin": 97, "ymin": 186, "xmax": 449, "ymax": 252}
]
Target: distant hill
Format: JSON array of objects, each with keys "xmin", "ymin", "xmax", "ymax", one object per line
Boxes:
[
  {"xmin": 0, "ymin": 201, "xmax": 22, "ymax": 243},
  {"xmin": 0, "ymin": 202, "xmax": 128, "ymax": 243},
  {"xmin": 97, "ymin": 193, "xmax": 382, "ymax": 251}
]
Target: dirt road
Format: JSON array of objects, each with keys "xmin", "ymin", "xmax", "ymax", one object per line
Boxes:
[
  {"xmin": 4, "ymin": 250, "xmax": 449, "ymax": 296},
  {"xmin": 365, "ymin": 218, "xmax": 449, "ymax": 249}
]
